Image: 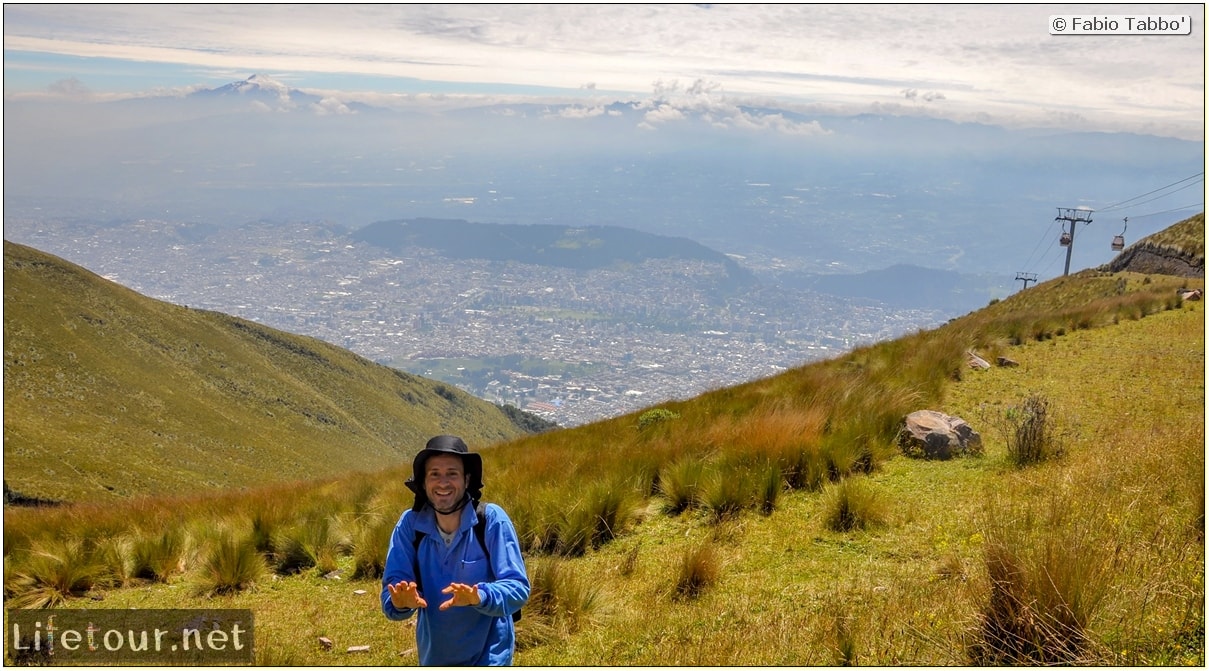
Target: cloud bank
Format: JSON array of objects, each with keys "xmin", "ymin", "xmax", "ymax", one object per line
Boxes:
[{"xmin": 2, "ymin": 4, "xmax": 1204, "ymax": 138}]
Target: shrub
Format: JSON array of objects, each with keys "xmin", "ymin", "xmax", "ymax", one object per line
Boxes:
[
  {"xmin": 637, "ymin": 407, "xmax": 680, "ymax": 431},
  {"xmin": 1000, "ymin": 394, "xmax": 1063, "ymax": 467},
  {"xmin": 822, "ymin": 478, "xmax": 888, "ymax": 533}
]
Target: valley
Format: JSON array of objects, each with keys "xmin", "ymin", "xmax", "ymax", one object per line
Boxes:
[{"xmin": 4, "ymin": 217, "xmax": 948, "ymax": 426}]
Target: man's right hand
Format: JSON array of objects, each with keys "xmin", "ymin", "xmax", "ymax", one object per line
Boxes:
[{"xmin": 387, "ymin": 580, "xmax": 428, "ymax": 610}]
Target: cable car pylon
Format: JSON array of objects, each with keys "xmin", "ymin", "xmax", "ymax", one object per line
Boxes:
[{"xmin": 1055, "ymin": 207, "xmax": 1093, "ymax": 276}]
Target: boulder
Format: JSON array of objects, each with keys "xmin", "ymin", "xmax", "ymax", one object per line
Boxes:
[
  {"xmin": 966, "ymin": 350, "xmax": 991, "ymax": 370},
  {"xmin": 897, "ymin": 410, "xmax": 983, "ymax": 460}
]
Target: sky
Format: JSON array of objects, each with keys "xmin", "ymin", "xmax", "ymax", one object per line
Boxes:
[{"xmin": 2, "ymin": 3, "xmax": 1205, "ymax": 140}]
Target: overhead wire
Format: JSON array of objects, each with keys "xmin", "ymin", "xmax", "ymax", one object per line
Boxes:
[
  {"xmin": 1095, "ymin": 172, "xmax": 1204, "ymax": 213},
  {"xmin": 1112, "ymin": 202, "xmax": 1204, "ymax": 220},
  {"xmin": 1097, "ymin": 178, "xmax": 1204, "ymax": 213},
  {"xmin": 1017, "ymin": 220, "xmax": 1053, "ymax": 271}
]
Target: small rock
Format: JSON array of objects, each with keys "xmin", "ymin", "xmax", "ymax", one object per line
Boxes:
[
  {"xmin": 353, "ymin": 589, "xmax": 367, "ymax": 595},
  {"xmin": 347, "ymin": 645, "xmax": 371, "ymax": 653},
  {"xmin": 966, "ymin": 350, "xmax": 991, "ymax": 370},
  {"xmin": 996, "ymin": 356, "xmax": 1019, "ymax": 367},
  {"xmin": 318, "ymin": 637, "xmax": 333, "ymax": 650},
  {"xmin": 323, "ymin": 570, "xmax": 343, "ymax": 580}
]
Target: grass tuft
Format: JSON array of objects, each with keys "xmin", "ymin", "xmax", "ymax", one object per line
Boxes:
[
  {"xmin": 192, "ymin": 531, "xmax": 266, "ymax": 597},
  {"xmin": 674, "ymin": 542, "xmax": 720, "ymax": 600},
  {"xmin": 4, "ymin": 538, "xmax": 112, "ymax": 608},
  {"xmin": 971, "ymin": 491, "xmax": 1116, "ymax": 665},
  {"xmin": 130, "ymin": 527, "xmax": 190, "ymax": 583},
  {"xmin": 822, "ymin": 477, "xmax": 888, "ymax": 533}
]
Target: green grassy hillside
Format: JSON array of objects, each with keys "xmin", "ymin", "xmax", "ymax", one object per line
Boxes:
[
  {"xmin": 3, "ymin": 214, "xmax": 1204, "ymax": 665},
  {"xmin": 3, "ymin": 241, "xmax": 533, "ymax": 503}
]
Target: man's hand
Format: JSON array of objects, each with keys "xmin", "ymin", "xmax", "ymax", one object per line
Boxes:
[
  {"xmin": 439, "ymin": 582, "xmax": 482, "ymax": 610},
  {"xmin": 387, "ymin": 580, "xmax": 427, "ymax": 610}
]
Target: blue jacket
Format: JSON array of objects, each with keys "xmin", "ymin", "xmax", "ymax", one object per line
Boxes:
[{"xmin": 381, "ymin": 502, "xmax": 530, "ymax": 666}]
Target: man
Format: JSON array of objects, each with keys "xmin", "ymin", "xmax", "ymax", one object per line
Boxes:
[{"xmin": 381, "ymin": 435, "xmax": 530, "ymax": 666}]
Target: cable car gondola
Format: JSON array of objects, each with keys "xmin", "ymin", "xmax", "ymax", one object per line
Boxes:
[
  {"xmin": 1111, "ymin": 218, "xmax": 1127, "ymax": 252},
  {"xmin": 1059, "ymin": 231, "xmax": 1072, "ymax": 247}
]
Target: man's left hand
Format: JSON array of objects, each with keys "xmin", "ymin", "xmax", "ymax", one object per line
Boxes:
[{"xmin": 439, "ymin": 582, "xmax": 482, "ymax": 610}]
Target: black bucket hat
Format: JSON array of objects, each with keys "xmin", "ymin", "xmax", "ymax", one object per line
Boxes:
[{"xmin": 404, "ymin": 435, "xmax": 484, "ymax": 512}]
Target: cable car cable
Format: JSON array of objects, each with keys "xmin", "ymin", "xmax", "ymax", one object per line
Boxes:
[
  {"xmin": 1118, "ymin": 202, "xmax": 1204, "ymax": 220},
  {"xmin": 1096, "ymin": 173, "xmax": 1204, "ymax": 212}
]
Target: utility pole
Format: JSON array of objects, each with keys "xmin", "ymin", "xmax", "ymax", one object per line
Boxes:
[
  {"xmin": 1014, "ymin": 272, "xmax": 1038, "ymax": 291},
  {"xmin": 1054, "ymin": 207, "xmax": 1093, "ymax": 276}
]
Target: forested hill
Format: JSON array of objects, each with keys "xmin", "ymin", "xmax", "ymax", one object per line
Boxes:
[{"xmin": 351, "ymin": 218, "xmax": 758, "ymax": 289}]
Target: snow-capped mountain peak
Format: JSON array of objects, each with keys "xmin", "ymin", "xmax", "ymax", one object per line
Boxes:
[
  {"xmin": 178, "ymin": 74, "xmax": 367, "ymax": 114},
  {"xmin": 211, "ymin": 73, "xmax": 291, "ymax": 99}
]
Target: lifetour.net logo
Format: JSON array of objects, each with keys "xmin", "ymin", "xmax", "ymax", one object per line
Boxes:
[{"xmin": 6, "ymin": 609, "xmax": 255, "ymax": 666}]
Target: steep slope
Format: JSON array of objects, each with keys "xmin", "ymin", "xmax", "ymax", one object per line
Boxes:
[
  {"xmin": 3, "ymin": 241, "xmax": 532, "ymax": 503},
  {"xmin": 1098, "ymin": 212, "xmax": 1204, "ymax": 277}
]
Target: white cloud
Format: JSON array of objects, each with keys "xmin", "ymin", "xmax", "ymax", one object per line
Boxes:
[
  {"xmin": 643, "ymin": 104, "xmax": 686, "ymax": 125},
  {"xmin": 313, "ymin": 97, "xmax": 353, "ymax": 115},
  {"xmin": 552, "ymin": 105, "xmax": 607, "ymax": 119},
  {"xmin": 2, "ymin": 4, "xmax": 1203, "ymax": 138}
]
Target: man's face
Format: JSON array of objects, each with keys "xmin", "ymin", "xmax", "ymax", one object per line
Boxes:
[{"xmin": 424, "ymin": 453, "xmax": 468, "ymax": 513}]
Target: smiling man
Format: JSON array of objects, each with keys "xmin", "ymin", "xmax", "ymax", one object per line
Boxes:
[{"xmin": 381, "ymin": 435, "xmax": 530, "ymax": 666}]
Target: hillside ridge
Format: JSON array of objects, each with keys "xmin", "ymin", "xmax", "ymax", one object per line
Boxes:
[
  {"xmin": 351, "ymin": 218, "xmax": 758, "ymax": 291},
  {"xmin": 2, "ymin": 240, "xmax": 540, "ymax": 504},
  {"xmin": 1098, "ymin": 212, "xmax": 1204, "ymax": 276}
]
